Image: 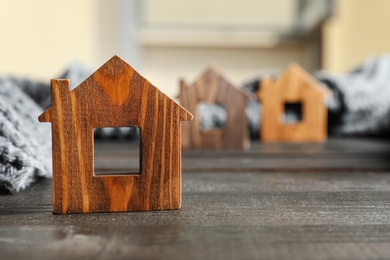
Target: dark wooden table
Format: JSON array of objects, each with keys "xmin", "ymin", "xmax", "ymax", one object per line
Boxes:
[{"xmin": 2, "ymin": 138, "xmax": 390, "ymax": 259}]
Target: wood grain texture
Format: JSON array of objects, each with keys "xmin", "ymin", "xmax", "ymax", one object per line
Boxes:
[
  {"xmin": 95, "ymin": 138, "xmax": 390, "ymax": 172},
  {"xmin": 258, "ymin": 64, "xmax": 331, "ymax": 142},
  {"xmin": 179, "ymin": 66, "xmax": 251, "ymax": 150},
  {"xmin": 3, "ymin": 138, "xmax": 390, "ymax": 259},
  {"xmin": 38, "ymin": 55, "xmax": 193, "ymax": 214}
]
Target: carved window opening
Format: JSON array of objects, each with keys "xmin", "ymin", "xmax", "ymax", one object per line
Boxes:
[
  {"xmin": 94, "ymin": 127, "xmax": 141, "ymax": 176},
  {"xmin": 282, "ymin": 102, "xmax": 303, "ymax": 124},
  {"xmin": 197, "ymin": 102, "xmax": 227, "ymax": 131}
]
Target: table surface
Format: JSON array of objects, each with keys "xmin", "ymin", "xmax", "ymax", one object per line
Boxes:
[{"xmin": 2, "ymin": 138, "xmax": 390, "ymax": 260}]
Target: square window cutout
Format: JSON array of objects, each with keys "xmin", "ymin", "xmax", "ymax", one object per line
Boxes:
[
  {"xmin": 94, "ymin": 127, "xmax": 141, "ymax": 176},
  {"xmin": 198, "ymin": 102, "xmax": 227, "ymax": 130},
  {"xmin": 282, "ymin": 102, "xmax": 303, "ymax": 124}
]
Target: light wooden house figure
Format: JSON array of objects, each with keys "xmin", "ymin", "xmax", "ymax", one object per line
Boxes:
[
  {"xmin": 258, "ymin": 64, "xmax": 331, "ymax": 142},
  {"xmin": 39, "ymin": 55, "xmax": 193, "ymax": 214},
  {"xmin": 179, "ymin": 66, "xmax": 251, "ymax": 150}
]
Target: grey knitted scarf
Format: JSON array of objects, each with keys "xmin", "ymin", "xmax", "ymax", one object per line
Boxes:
[
  {"xmin": 2, "ymin": 56, "xmax": 390, "ymax": 193},
  {"xmin": 0, "ymin": 62, "xmax": 140, "ymax": 193},
  {"xmin": 240, "ymin": 56, "xmax": 390, "ymax": 138},
  {"xmin": 0, "ymin": 78, "xmax": 51, "ymax": 192},
  {"xmin": 0, "ymin": 63, "xmax": 91, "ymax": 193},
  {"xmin": 315, "ymin": 55, "xmax": 390, "ymax": 136}
]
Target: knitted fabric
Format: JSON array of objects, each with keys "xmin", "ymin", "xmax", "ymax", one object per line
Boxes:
[
  {"xmin": 0, "ymin": 62, "xmax": 92, "ymax": 193},
  {"xmin": 243, "ymin": 56, "xmax": 390, "ymax": 138},
  {"xmin": 0, "ymin": 78, "xmax": 51, "ymax": 192},
  {"xmin": 2, "ymin": 55, "xmax": 390, "ymax": 193},
  {"xmin": 0, "ymin": 62, "xmax": 139, "ymax": 192},
  {"xmin": 315, "ymin": 55, "xmax": 390, "ymax": 136}
]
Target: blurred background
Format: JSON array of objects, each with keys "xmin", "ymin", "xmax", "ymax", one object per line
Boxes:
[{"xmin": 1, "ymin": 0, "xmax": 390, "ymax": 97}]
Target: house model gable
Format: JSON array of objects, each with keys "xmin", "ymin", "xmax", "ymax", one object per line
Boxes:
[{"xmin": 39, "ymin": 55, "xmax": 193, "ymax": 214}]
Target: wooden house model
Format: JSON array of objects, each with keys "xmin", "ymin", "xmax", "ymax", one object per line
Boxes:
[
  {"xmin": 39, "ymin": 55, "xmax": 193, "ymax": 214},
  {"xmin": 258, "ymin": 64, "xmax": 331, "ymax": 142},
  {"xmin": 179, "ymin": 66, "xmax": 251, "ymax": 150}
]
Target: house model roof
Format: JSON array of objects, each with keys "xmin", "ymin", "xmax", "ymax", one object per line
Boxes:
[
  {"xmin": 39, "ymin": 55, "xmax": 193, "ymax": 123},
  {"xmin": 259, "ymin": 63, "xmax": 331, "ymax": 100}
]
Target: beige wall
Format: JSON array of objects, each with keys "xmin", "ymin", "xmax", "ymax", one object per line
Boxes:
[
  {"xmin": 0, "ymin": 0, "xmax": 99, "ymax": 81},
  {"xmin": 138, "ymin": 0, "xmax": 320, "ymax": 97},
  {"xmin": 323, "ymin": 0, "xmax": 390, "ymax": 72},
  {"xmin": 1, "ymin": 0, "xmax": 318, "ymax": 99},
  {"xmin": 144, "ymin": 0, "xmax": 296, "ymax": 28},
  {"xmin": 140, "ymin": 45, "xmax": 307, "ymax": 96},
  {"xmin": 6, "ymin": 1, "xmax": 390, "ymax": 98}
]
